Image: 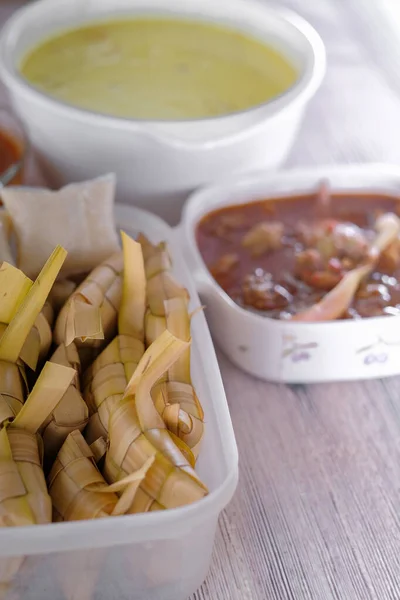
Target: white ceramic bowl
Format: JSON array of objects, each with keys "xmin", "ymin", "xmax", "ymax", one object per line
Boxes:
[
  {"xmin": 181, "ymin": 164, "xmax": 400, "ymax": 383},
  {"xmin": 0, "ymin": 0, "xmax": 325, "ymax": 224}
]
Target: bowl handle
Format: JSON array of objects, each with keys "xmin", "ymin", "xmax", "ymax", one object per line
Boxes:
[{"xmin": 138, "ymin": 111, "xmax": 267, "ymax": 151}]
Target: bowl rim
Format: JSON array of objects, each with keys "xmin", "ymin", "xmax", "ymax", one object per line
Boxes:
[
  {"xmin": 0, "ymin": 0, "xmax": 326, "ymax": 131},
  {"xmin": 181, "ymin": 162, "xmax": 400, "ymax": 330}
]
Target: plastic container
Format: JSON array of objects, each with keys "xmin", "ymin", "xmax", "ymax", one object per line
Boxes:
[
  {"xmin": 181, "ymin": 163, "xmax": 400, "ymax": 383},
  {"xmin": 0, "ymin": 204, "xmax": 239, "ymax": 600}
]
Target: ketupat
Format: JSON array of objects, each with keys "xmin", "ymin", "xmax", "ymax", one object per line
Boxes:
[
  {"xmin": 0, "ymin": 354, "xmax": 27, "ymax": 429},
  {"xmin": 0, "ymin": 263, "xmax": 52, "ymax": 371},
  {"xmin": 139, "ymin": 236, "xmax": 205, "ymax": 457},
  {"xmin": 0, "ymin": 223, "xmax": 208, "ymax": 525},
  {"xmin": 54, "ymin": 252, "xmax": 123, "ymax": 360},
  {"xmin": 0, "ymin": 361, "xmax": 76, "ymax": 521},
  {"xmin": 0, "ymin": 176, "xmax": 210, "ymax": 600},
  {"xmin": 0, "ymin": 361, "xmax": 75, "ymax": 597},
  {"xmin": 83, "ymin": 335, "xmax": 144, "ymax": 444},
  {"xmin": 40, "ymin": 343, "xmax": 89, "ymax": 471},
  {"xmin": 83, "ymin": 233, "xmax": 146, "ymax": 444},
  {"xmin": 48, "ymin": 430, "xmax": 154, "ymax": 522},
  {"xmin": 19, "ymin": 310, "xmax": 53, "ymax": 371},
  {"xmin": 48, "ymin": 430, "xmax": 119, "ymax": 522},
  {"xmin": 41, "ymin": 301, "xmax": 55, "ymax": 327},
  {"xmin": 0, "ymin": 247, "xmax": 67, "ymax": 426},
  {"xmin": 138, "ymin": 234, "xmax": 189, "ymax": 347},
  {"xmin": 0, "ymin": 555, "xmax": 23, "ymax": 600},
  {"xmin": 152, "ymin": 298, "xmax": 204, "ymax": 459},
  {"xmin": 0, "ymin": 426, "xmax": 49, "ymax": 528},
  {"xmin": 104, "ymin": 329, "xmax": 208, "ymax": 512},
  {"xmin": 34, "ymin": 300, "xmax": 55, "ymax": 367},
  {"xmin": 49, "ymin": 434, "xmax": 154, "ymax": 600},
  {"xmin": 48, "ymin": 279, "xmax": 77, "ymax": 315},
  {"xmin": 55, "ymin": 549, "xmax": 105, "ymax": 600}
]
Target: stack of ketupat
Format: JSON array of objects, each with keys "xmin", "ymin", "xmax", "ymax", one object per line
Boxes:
[{"xmin": 0, "ymin": 175, "xmax": 207, "ymax": 533}]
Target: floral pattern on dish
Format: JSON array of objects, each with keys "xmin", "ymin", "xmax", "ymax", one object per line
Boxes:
[
  {"xmin": 356, "ymin": 335, "xmax": 400, "ymax": 366},
  {"xmin": 281, "ymin": 334, "xmax": 318, "ymax": 363}
]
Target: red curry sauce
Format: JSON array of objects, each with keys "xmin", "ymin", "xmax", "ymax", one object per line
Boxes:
[
  {"xmin": 196, "ymin": 190, "xmax": 400, "ymax": 320},
  {"xmin": 0, "ymin": 128, "xmax": 24, "ymax": 186}
]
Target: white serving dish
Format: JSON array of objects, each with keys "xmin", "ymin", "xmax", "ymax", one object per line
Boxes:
[
  {"xmin": 0, "ymin": 0, "xmax": 325, "ymax": 224},
  {"xmin": 181, "ymin": 164, "xmax": 400, "ymax": 383},
  {"xmin": 0, "ymin": 204, "xmax": 238, "ymax": 600}
]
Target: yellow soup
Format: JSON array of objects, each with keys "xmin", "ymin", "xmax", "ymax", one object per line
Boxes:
[{"xmin": 20, "ymin": 18, "xmax": 298, "ymax": 120}]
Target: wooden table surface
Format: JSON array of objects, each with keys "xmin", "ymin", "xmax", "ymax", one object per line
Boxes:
[{"xmin": 1, "ymin": 2, "xmax": 400, "ymax": 599}]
